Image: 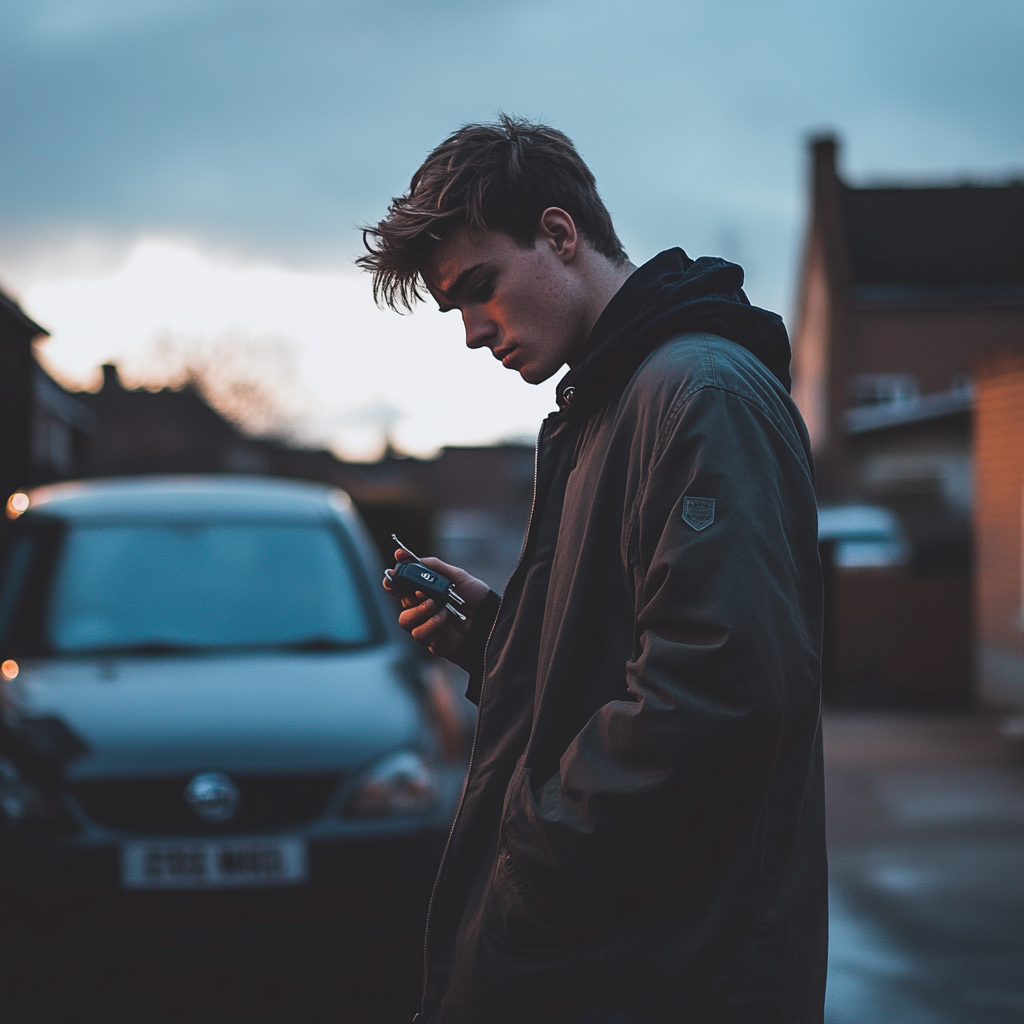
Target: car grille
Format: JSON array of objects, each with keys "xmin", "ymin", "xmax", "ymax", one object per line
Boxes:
[{"xmin": 68, "ymin": 775, "xmax": 342, "ymax": 835}]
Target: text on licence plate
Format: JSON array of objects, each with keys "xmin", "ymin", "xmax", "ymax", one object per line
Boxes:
[{"xmin": 121, "ymin": 838, "xmax": 307, "ymax": 889}]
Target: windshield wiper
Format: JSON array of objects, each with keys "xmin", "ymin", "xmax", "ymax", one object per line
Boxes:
[
  {"xmin": 277, "ymin": 637, "xmax": 361, "ymax": 652},
  {"xmin": 56, "ymin": 638, "xmax": 364, "ymax": 656},
  {"xmin": 83, "ymin": 642, "xmax": 206, "ymax": 656}
]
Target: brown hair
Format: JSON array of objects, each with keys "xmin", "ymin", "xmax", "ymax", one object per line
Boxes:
[{"xmin": 357, "ymin": 114, "xmax": 628, "ymax": 311}]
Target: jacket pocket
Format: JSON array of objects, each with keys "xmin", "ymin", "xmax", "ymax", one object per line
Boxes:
[{"xmin": 484, "ymin": 833, "xmax": 563, "ymax": 953}]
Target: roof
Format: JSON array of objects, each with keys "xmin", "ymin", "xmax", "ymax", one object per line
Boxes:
[
  {"xmin": 0, "ymin": 287, "xmax": 49, "ymax": 340},
  {"xmin": 24, "ymin": 475, "xmax": 351, "ymax": 523},
  {"xmin": 841, "ymin": 182, "xmax": 1024, "ymax": 288}
]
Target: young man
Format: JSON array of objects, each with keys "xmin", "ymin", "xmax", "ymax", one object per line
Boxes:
[{"xmin": 361, "ymin": 116, "xmax": 827, "ymax": 1024}]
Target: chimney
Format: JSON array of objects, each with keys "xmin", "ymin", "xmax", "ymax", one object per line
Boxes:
[
  {"xmin": 101, "ymin": 363, "xmax": 122, "ymax": 391},
  {"xmin": 810, "ymin": 133, "xmax": 840, "ymax": 196}
]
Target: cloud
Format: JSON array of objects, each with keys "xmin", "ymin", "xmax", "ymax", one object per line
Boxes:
[
  {"xmin": 2, "ymin": 0, "xmax": 1022, "ymax": 452},
  {"xmin": 23, "ymin": 237, "xmax": 559, "ymax": 459},
  {"xmin": 4, "ymin": 3, "xmax": 1021, "ymax": 279}
]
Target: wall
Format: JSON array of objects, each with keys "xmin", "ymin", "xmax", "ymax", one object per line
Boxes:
[
  {"xmin": 0, "ymin": 305, "xmax": 35, "ymax": 499},
  {"xmin": 850, "ymin": 302, "xmax": 1024, "ymax": 395},
  {"xmin": 823, "ymin": 565, "xmax": 972, "ymax": 708},
  {"xmin": 791, "ymin": 237, "xmax": 832, "ymax": 453},
  {"xmin": 973, "ymin": 358, "xmax": 1024, "ymax": 711}
]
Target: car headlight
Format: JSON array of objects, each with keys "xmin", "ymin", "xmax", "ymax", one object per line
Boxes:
[
  {"xmin": 0, "ymin": 757, "xmax": 66, "ymax": 830},
  {"xmin": 344, "ymin": 750, "xmax": 438, "ymax": 819}
]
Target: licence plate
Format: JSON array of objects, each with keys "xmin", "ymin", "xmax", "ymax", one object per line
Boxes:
[{"xmin": 121, "ymin": 838, "xmax": 307, "ymax": 890}]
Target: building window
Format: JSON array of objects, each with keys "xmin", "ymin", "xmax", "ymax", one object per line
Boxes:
[{"xmin": 850, "ymin": 374, "xmax": 920, "ymax": 407}]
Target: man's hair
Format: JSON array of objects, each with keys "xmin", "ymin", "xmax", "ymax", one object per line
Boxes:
[{"xmin": 357, "ymin": 114, "xmax": 628, "ymax": 312}]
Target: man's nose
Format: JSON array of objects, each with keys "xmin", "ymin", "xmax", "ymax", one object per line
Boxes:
[{"xmin": 463, "ymin": 311, "xmax": 497, "ymax": 350}]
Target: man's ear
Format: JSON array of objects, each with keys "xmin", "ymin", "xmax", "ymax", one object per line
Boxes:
[{"xmin": 537, "ymin": 207, "xmax": 579, "ymax": 264}]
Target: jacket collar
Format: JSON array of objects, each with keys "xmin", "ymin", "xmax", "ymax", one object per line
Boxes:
[{"xmin": 554, "ymin": 248, "xmax": 791, "ymax": 417}]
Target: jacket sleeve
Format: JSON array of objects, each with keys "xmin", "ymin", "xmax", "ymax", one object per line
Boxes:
[{"xmin": 499, "ymin": 385, "xmax": 821, "ymax": 924}]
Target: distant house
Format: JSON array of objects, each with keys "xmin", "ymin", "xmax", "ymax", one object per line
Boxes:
[
  {"xmin": 76, "ymin": 364, "xmax": 272, "ymax": 478},
  {"xmin": 68, "ymin": 364, "xmax": 535, "ymax": 585},
  {"xmin": 1, "ymin": 288, "xmax": 45, "ymax": 500},
  {"xmin": 2, "ymin": 283, "xmax": 534, "ymax": 596},
  {"xmin": 1, "ymin": 287, "xmax": 93, "ymax": 499},
  {"xmin": 792, "ymin": 136, "xmax": 1024, "ymax": 552},
  {"xmin": 32, "ymin": 363, "xmax": 96, "ymax": 483},
  {"xmin": 1, "ymin": 285, "xmax": 534, "ymax": 590},
  {"xmin": 791, "ymin": 137, "xmax": 1024, "ymax": 707}
]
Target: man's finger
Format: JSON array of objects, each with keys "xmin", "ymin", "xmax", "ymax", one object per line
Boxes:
[
  {"xmin": 398, "ymin": 598, "xmax": 436, "ymax": 626},
  {"xmin": 382, "ymin": 573, "xmax": 418, "ymax": 607},
  {"xmin": 411, "ymin": 606, "xmax": 450, "ymax": 644}
]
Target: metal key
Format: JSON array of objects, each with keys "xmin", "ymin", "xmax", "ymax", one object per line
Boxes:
[{"xmin": 387, "ymin": 534, "xmax": 467, "ymax": 621}]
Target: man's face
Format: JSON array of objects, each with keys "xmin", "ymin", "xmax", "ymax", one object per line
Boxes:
[{"xmin": 423, "ymin": 224, "xmax": 587, "ymax": 385}]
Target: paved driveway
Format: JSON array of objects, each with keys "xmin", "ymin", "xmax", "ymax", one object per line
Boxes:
[
  {"xmin": 824, "ymin": 713, "xmax": 1024, "ymax": 1023},
  {"xmin": 5, "ymin": 711, "xmax": 1021, "ymax": 1022}
]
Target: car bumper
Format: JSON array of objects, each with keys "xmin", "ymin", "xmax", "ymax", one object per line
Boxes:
[{"xmin": 0, "ymin": 826, "xmax": 447, "ymax": 932}]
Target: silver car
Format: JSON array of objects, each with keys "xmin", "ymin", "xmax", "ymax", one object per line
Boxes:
[{"xmin": 0, "ymin": 476, "xmax": 461, "ymax": 933}]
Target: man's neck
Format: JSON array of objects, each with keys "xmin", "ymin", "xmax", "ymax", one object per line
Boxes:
[{"xmin": 568, "ymin": 254, "xmax": 637, "ymax": 367}]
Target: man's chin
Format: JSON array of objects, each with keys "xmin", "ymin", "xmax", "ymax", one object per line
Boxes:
[{"xmin": 517, "ymin": 363, "xmax": 560, "ymax": 386}]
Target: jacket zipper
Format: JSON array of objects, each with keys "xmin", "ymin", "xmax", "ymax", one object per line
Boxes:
[{"xmin": 417, "ymin": 431, "xmax": 544, "ymax": 1021}]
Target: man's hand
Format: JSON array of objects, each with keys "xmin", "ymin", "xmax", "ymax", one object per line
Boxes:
[{"xmin": 383, "ymin": 549, "xmax": 490, "ymax": 663}]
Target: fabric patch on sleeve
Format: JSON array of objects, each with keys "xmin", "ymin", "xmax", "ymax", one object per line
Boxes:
[{"xmin": 681, "ymin": 496, "xmax": 716, "ymax": 531}]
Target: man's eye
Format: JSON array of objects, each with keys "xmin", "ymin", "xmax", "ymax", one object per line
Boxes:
[{"xmin": 471, "ymin": 280, "xmax": 494, "ymax": 302}]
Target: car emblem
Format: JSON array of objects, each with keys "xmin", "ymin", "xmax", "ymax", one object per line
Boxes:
[{"xmin": 184, "ymin": 771, "xmax": 241, "ymax": 823}]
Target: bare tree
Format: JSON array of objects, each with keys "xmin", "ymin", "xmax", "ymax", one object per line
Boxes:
[{"xmin": 123, "ymin": 331, "xmax": 307, "ymax": 441}]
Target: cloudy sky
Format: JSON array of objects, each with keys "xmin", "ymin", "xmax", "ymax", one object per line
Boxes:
[{"xmin": 2, "ymin": 0, "xmax": 1021, "ymax": 457}]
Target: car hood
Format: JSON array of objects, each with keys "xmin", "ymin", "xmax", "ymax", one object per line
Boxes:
[{"xmin": 4, "ymin": 648, "xmax": 423, "ymax": 780}]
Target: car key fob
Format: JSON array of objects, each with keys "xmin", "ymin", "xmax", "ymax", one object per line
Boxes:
[
  {"xmin": 385, "ymin": 534, "xmax": 468, "ymax": 622},
  {"xmin": 387, "ymin": 561, "xmax": 454, "ymax": 601}
]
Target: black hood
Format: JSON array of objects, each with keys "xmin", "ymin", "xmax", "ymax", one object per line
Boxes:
[{"xmin": 556, "ymin": 248, "xmax": 791, "ymax": 415}]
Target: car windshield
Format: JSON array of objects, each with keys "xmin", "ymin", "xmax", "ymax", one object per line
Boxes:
[{"xmin": 36, "ymin": 522, "xmax": 376, "ymax": 654}]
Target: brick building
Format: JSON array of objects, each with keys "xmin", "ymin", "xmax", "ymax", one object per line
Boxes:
[
  {"xmin": 973, "ymin": 355, "xmax": 1024, "ymax": 713},
  {"xmin": 790, "ymin": 137, "xmax": 1024, "ymax": 706},
  {"xmin": 792, "ymin": 136, "xmax": 1024, "ymax": 536}
]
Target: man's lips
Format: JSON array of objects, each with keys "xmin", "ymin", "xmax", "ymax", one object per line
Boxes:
[{"xmin": 494, "ymin": 346, "xmax": 517, "ymax": 367}]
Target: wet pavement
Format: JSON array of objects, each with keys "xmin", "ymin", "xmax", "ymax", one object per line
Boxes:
[
  {"xmin": 1, "ymin": 915, "xmax": 423, "ymax": 1023},
  {"xmin": 4, "ymin": 712, "xmax": 1022, "ymax": 1022},
  {"xmin": 824, "ymin": 713, "xmax": 1024, "ymax": 1023}
]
